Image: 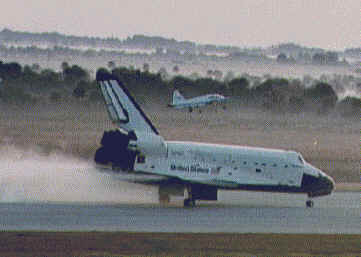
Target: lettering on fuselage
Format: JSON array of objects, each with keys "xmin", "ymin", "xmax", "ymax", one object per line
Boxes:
[
  {"xmin": 170, "ymin": 164, "xmax": 211, "ymax": 174},
  {"xmin": 170, "ymin": 150, "xmax": 184, "ymax": 157}
]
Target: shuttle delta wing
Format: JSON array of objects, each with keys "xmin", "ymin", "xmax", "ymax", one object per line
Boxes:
[{"xmin": 96, "ymin": 72, "xmax": 158, "ymax": 135}]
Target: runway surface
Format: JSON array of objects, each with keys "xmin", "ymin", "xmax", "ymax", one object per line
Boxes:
[
  {"xmin": 0, "ymin": 192, "xmax": 359, "ymax": 234},
  {"xmin": 0, "ymin": 153, "xmax": 359, "ymax": 234}
]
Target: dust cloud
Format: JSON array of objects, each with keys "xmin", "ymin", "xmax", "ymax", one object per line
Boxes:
[{"xmin": 0, "ymin": 145, "xmax": 158, "ymax": 204}]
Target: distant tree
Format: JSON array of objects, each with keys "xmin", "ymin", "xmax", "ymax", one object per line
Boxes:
[
  {"xmin": 312, "ymin": 53, "xmax": 326, "ymax": 64},
  {"xmin": 302, "ymin": 75, "xmax": 313, "ymax": 87},
  {"xmin": 96, "ymin": 67, "xmax": 109, "ymax": 78},
  {"xmin": 336, "ymin": 96, "xmax": 361, "ymax": 117},
  {"xmin": 303, "ymin": 52, "xmax": 312, "ymax": 62},
  {"xmin": 288, "ymin": 95, "xmax": 305, "ymax": 113},
  {"xmin": 288, "ymin": 56, "xmax": 296, "ymax": 63},
  {"xmin": 155, "ymin": 47, "xmax": 164, "ymax": 55},
  {"xmin": 143, "ymin": 63, "xmax": 150, "ymax": 72},
  {"xmin": 22, "ymin": 65, "xmax": 37, "ymax": 80},
  {"xmin": 110, "ymin": 66, "xmax": 164, "ymax": 93},
  {"xmin": 107, "ymin": 61, "xmax": 116, "ymax": 70},
  {"xmin": 312, "ymin": 52, "xmax": 338, "ymax": 65},
  {"xmin": 170, "ymin": 76, "xmax": 195, "ymax": 90},
  {"xmin": 224, "ymin": 71, "xmax": 235, "ymax": 83},
  {"xmin": 213, "ymin": 70, "xmax": 223, "ymax": 80},
  {"xmin": 319, "ymin": 74, "xmax": 328, "ymax": 83},
  {"xmin": 325, "ymin": 51, "xmax": 338, "ymax": 63},
  {"xmin": 158, "ymin": 67, "xmax": 168, "ymax": 80},
  {"xmin": 194, "ymin": 77, "xmax": 225, "ymax": 95},
  {"xmin": 305, "ymin": 82, "xmax": 338, "ymax": 114},
  {"xmin": 31, "ymin": 63, "xmax": 41, "ymax": 73},
  {"xmin": 277, "ymin": 53, "xmax": 288, "ymax": 63},
  {"xmin": 206, "ymin": 70, "xmax": 213, "ymax": 77},
  {"xmin": 172, "ymin": 65, "xmax": 179, "ymax": 73},
  {"xmin": 189, "ymin": 72, "xmax": 200, "ymax": 81},
  {"xmin": 0, "ymin": 62, "xmax": 22, "ymax": 79},
  {"xmin": 253, "ymin": 78, "xmax": 295, "ymax": 111},
  {"xmin": 228, "ymin": 77, "xmax": 249, "ymax": 98},
  {"xmin": 83, "ymin": 49, "xmax": 97, "ymax": 58},
  {"xmin": 40, "ymin": 69, "xmax": 62, "ymax": 86},
  {"xmin": 61, "ymin": 61, "xmax": 69, "ymax": 72},
  {"xmin": 63, "ymin": 65, "xmax": 89, "ymax": 83}
]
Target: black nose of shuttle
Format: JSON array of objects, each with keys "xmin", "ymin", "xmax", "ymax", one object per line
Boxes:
[{"xmin": 302, "ymin": 173, "xmax": 335, "ymax": 197}]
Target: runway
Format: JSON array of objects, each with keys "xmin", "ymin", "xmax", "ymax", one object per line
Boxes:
[
  {"xmin": 0, "ymin": 192, "xmax": 359, "ymax": 234},
  {"xmin": 0, "ymin": 153, "xmax": 359, "ymax": 234}
]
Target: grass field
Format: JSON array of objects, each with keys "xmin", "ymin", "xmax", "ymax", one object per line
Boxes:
[{"xmin": 0, "ymin": 232, "xmax": 360, "ymax": 257}]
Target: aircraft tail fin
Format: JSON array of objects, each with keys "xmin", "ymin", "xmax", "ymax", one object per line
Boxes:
[
  {"xmin": 96, "ymin": 71, "xmax": 158, "ymax": 135},
  {"xmin": 172, "ymin": 90, "xmax": 186, "ymax": 105}
]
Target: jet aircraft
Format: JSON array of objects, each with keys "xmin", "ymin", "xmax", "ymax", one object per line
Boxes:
[
  {"xmin": 94, "ymin": 71, "xmax": 334, "ymax": 207},
  {"xmin": 168, "ymin": 90, "xmax": 229, "ymax": 112}
]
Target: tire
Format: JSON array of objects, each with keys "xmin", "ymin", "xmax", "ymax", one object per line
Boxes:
[
  {"xmin": 306, "ymin": 200, "xmax": 314, "ymax": 208},
  {"xmin": 184, "ymin": 198, "xmax": 195, "ymax": 207}
]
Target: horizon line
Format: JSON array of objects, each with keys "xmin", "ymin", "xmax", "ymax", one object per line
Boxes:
[{"xmin": 1, "ymin": 27, "xmax": 359, "ymax": 52}]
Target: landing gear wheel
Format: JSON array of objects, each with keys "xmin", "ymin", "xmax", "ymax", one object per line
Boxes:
[
  {"xmin": 159, "ymin": 193, "xmax": 170, "ymax": 205},
  {"xmin": 184, "ymin": 198, "xmax": 195, "ymax": 207},
  {"xmin": 306, "ymin": 200, "xmax": 314, "ymax": 208}
]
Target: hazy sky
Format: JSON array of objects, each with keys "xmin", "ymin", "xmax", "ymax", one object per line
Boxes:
[{"xmin": 1, "ymin": 0, "xmax": 359, "ymax": 50}]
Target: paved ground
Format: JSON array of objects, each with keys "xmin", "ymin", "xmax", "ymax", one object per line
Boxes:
[{"xmin": 0, "ymin": 192, "xmax": 359, "ymax": 234}]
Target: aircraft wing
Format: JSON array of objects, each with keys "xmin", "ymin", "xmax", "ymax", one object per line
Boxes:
[{"xmin": 96, "ymin": 165, "xmax": 174, "ymax": 185}]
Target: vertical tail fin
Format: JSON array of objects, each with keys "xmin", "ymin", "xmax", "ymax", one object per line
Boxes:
[
  {"xmin": 96, "ymin": 72, "xmax": 158, "ymax": 134},
  {"xmin": 172, "ymin": 90, "xmax": 185, "ymax": 104}
]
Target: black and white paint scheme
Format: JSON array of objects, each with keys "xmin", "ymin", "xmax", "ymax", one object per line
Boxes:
[{"xmin": 94, "ymin": 72, "xmax": 335, "ymax": 208}]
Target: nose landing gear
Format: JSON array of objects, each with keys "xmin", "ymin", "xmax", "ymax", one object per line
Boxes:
[
  {"xmin": 306, "ymin": 199, "xmax": 314, "ymax": 208},
  {"xmin": 184, "ymin": 185, "xmax": 196, "ymax": 207}
]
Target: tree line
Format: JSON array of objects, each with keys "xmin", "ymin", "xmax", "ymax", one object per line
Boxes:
[{"xmin": 0, "ymin": 60, "xmax": 359, "ymax": 117}]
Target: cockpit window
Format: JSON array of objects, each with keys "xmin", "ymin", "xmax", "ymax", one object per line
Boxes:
[{"xmin": 298, "ymin": 154, "xmax": 304, "ymax": 165}]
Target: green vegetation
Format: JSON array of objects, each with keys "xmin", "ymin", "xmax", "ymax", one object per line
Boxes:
[
  {"xmin": 336, "ymin": 96, "xmax": 361, "ymax": 117},
  {"xmin": 0, "ymin": 60, "xmax": 97, "ymax": 104},
  {"xmin": 0, "ymin": 60, "xmax": 360, "ymax": 118}
]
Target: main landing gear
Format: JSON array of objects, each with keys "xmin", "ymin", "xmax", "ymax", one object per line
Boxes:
[
  {"xmin": 184, "ymin": 185, "xmax": 196, "ymax": 207},
  {"xmin": 183, "ymin": 184, "xmax": 217, "ymax": 207},
  {"xmin": 306, "ymin": 199, "xmax": 314, "ymax": 208},
  {"xmin": 184, "ymin": 198, "xmax": 196, "ymax": 207},
  {"xmin": 159, "ymin": 193, "xmax": 170, "ymax": 205}
]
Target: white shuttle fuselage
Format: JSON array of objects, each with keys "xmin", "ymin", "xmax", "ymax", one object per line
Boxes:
[
  {"xmin": 95, "ymin": 72, "xmax": 335, "ymax": 207},
  {"xmin": 130, "ymin": 134, "xmax": 329, "ymax": 195}
]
